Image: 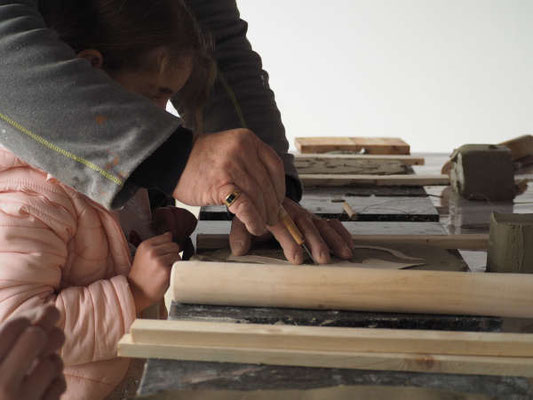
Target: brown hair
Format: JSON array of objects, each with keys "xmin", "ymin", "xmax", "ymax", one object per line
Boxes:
[{"xmin": 39, "ymin": 0, "xmax": 214, "ymax": 129}]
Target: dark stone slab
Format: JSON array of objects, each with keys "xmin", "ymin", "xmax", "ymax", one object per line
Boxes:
[
  {"xmin": 169, "ymin": 303, "xmax": 502, "ymax": 332},
  {"xmin": 200, "ymin": 187, "xmax": 439, "ymax": 222},
  {"xmin": 138, "ymin": 359, "xmax": 533, "ymax": 399}
]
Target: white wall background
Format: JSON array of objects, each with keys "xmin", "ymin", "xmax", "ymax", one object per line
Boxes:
[{"xmin": 234, "ymin": 0, "xmax": 533, "ymax": 153}]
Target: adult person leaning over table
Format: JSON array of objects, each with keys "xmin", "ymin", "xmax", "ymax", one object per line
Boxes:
[{"xmin": 0, "ymin": 0, "xmax": 353, "ymax": 264}]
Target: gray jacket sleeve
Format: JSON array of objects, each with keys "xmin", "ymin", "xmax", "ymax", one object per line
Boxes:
[
  {"xmin": 0, "ymin": 0, "xmax": 191, "ymax": 209},
  {"xmin": 182, "ymin": 0, "xmax": 302, "ymax": 201}
]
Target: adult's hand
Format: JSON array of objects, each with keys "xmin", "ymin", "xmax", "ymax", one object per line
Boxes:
[
  {"xmin": 0, "ymin": 305, "xmax": 66, "ymax": 400},
  {"xmin": 230, "ymin": 198, "xmax": 354, "ymax": 264},
  {"xmin": 173, "ymin": 129, "xmax": 285, "ymax": 236}
]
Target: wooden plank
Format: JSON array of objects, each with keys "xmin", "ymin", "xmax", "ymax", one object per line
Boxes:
[
  {"xmin": 300, "ymin": 174, "xmax": 450, "ymax": 187},
  {"xmin": 487, "ymin": 213, "xmax": 533, "ymax": 273},
  {"xmin": 127, "ymin": 320, "xmax": 533, "ymax": 358},
  {"xmin": 352, "ymin": 234, "xmax": 488, "ymax": 250},
  {"xmin": 118, "ymin": 334, "xmax": 533, "ymax": 378},
  {"xmin": 294, "ymin": 154, "xmax": 424, "ymax": 175},
  {"xmin": 295, "ymin": 137, "xmax": 410, "ymax": 155},
  {"xmin": 171, "ymin": 261, "xmax": 533, "ymax": 318},
  {"xmin": 196, "ymin": 222, "xmax": 446, "ymax": 250}
]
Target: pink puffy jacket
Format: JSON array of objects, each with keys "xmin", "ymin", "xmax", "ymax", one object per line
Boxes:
[{"xmin": 0, "ymin": 147, "xmax": 136, "ymax": 399}]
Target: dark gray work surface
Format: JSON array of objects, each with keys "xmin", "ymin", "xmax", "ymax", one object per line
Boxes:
[{"xmin": 138, "ymin": 360, "xmax": 533, "ymax": 399}]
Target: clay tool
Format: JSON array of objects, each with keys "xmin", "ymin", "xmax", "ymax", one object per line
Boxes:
[{"xmin": 279, "ymin": 205, "xmax": 318, "ymax": 265}]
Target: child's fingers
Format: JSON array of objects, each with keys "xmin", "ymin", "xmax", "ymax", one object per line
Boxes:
[
  {"xmin": 22, "ymin": 354, "xmax": 64, "ymax": 400},
  {"xmin": 159, "ymin": 253, "xmax": 181, "ymax": 267},
  {"xmin": 0, "ymin": 326, "xmax": 47, "ymax": 386},
  {"xmin": 8, "ymin": 304, "xmax": 60, "ymax": 333},
  {"xmin": 141, "ymin": 232, "xmax": 173, "ymax": 246},
  {"xmin": 42, "ymin": 376, "xmax": 67, "ymax": 400},
  {"xmin": 154, "ymin": 242, "xmax": 181, "ymax": 256},
  {"xmin": 0, "ymin": 317, "xmax": 31, "ymax": 360},
  {"xmin": 41, "ymin": 327, "xmax": 66, "ymax": 357}
]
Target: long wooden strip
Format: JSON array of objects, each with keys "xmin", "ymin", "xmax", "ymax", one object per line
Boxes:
[
  {"xmin": 118, "ymin": 334, "xmax": 533, "ymax": 378},
  {"xmin": 352, "ymin": 234, "xmax": 489, "ymax": 250},
  {"xmin": 295, "ymin": 154, "xmax": 425, "ymax": 164},
  {"xmin": 295, "ymin": 137, "xmax": 410, "ymax": 155},
  {"xmin": 299, "ymin": 174, "xmax": 450, "ymax": 187},
  {"xmin": 171, "ymin": 261, "xmax": 533, "ymax": 318},
  {"xmin": 128, "ymin": 319, "xmax": 533, "ymax": 357},
  {"xmin": 294, "ymin": 154, "xmax": 424, "ymax": 175},
  {"xmin": 196, "ymin": 233, "xmax": 487, "ymax": 251}
]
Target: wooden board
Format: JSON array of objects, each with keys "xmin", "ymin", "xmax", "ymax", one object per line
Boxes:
[
  {"xmin": 127, "ymin": 320, "xmax": 533, "ymax": 357},
  {"xmin": 171, "ymin": 261, "xmax": 533, "ymax": 318},
  {"xmin": 294, "ymin": 154, "xmax": 424, "ymax": 175},
  {"xmin": 195, "ymin": 220, "xmax": 448, "ymax": 250},
  {"xmin": 119, "ymin": 334, "xmax": 533, "ymax": 378},
  {"xmin": 295, "ymin": 137, "xmax": 410, "ymax": 155},
  {"xmin": 352, "ymin": 234, "xmax": 488, "ymax": 250},
  {"xmin": 487, "ymin": 213, "xmax": 533, "ymax": 273},
  {"xmin": 300, "ymin": 174, "xmax": 450, "ymax": 187}
]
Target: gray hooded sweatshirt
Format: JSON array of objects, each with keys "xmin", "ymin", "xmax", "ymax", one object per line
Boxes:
[{"xmin": 0, "ymin": 0, "xmax": 301, "ymax": 209}]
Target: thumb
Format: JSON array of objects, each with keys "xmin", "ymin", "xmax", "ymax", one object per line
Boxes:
[{"xmin": 230, "ymin": 217, "xmax": 252, "ymax": 256}]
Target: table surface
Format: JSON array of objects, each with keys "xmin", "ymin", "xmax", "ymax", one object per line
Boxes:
[{"xmin": 136, "ymin": 153, "xmax": 533, "ymax": 400}]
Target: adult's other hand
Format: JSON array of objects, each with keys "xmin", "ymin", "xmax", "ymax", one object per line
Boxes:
[
  {"xmin": 230, "ymin": 198, "xmax": 354, "ymax": 264},
  {"xmin": 173, "ymin": 129, "xmax": 285, "ymax": 236},
  {"xmin": 0, "ymin": 305, "xmax": 66, "ymax": 400}
]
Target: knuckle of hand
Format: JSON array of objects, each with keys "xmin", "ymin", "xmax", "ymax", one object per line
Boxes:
[
  {"xmin": 297, "ymin": 214, "xmax": 313, "ymax": 227},
  {"xmin": 0, "ymin": 387, "xmax": 16, "ymax": 399},
  {"xmin": 273, "ymin": 155, "xmax": 284, "ymax": 171},
  {"xmin": 234, "ymin": 130, "xmax": 253, "ymax": 148}
]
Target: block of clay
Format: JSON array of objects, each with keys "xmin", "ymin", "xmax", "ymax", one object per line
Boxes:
[
  {"xmin": 487, "ymin": 213, "xmax": 533, "ymax": 273},
  {"xmin": 450, "ymin": 144, "xmax": 515, "ymax": 201}
]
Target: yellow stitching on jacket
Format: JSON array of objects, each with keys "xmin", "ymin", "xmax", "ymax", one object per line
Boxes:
[{"xmin": 0, "ymin": 112, "xmax": 123, "ymax": 185}]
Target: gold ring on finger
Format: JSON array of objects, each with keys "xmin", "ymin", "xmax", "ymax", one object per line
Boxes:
[{"xmin": 224, "ymin": 190, "xmax": 242, "ymax": 208}]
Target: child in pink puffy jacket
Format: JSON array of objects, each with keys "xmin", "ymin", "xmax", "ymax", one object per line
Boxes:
[{"xmin": 0, "ymin": 0, "xmax": 210, "ymax": 398}]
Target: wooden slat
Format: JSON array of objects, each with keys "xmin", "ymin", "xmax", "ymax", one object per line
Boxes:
[
  {"xmin": 128, "ymin": 319, "xmax": 533, "ymax": 358},
  {"xmin": 118, "ymin": 334, "xmax": 533, "ymax": 378},
  {"xmin": 171, "ymin": 261, "xmax": 533, "ymax": 318},
  {"xmin": 352, "ymin": 234, "xmax": 488, "ymax": 250},
  {"xmin": 295, "ymin": 137, "xmax": 411, "ymax": 155},
  {"xmin": 294, "ymin": 154, "xmax": 424, "ymax": 175},
  {"xmin": 300, "ymin": 174, "xmax": 450, "ymax": 187},
  {"xmin": 196, "ymin": 233, "xmax": 486, "ymax": 251}
]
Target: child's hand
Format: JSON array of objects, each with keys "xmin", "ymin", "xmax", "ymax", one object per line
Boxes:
[
  {"xmin": 128, "ymin": 232, "xmax": 181, "ymax": 314},
  {"xmin": 152, "ymin": 206, "xmax": 198, "ymax": 260}
]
